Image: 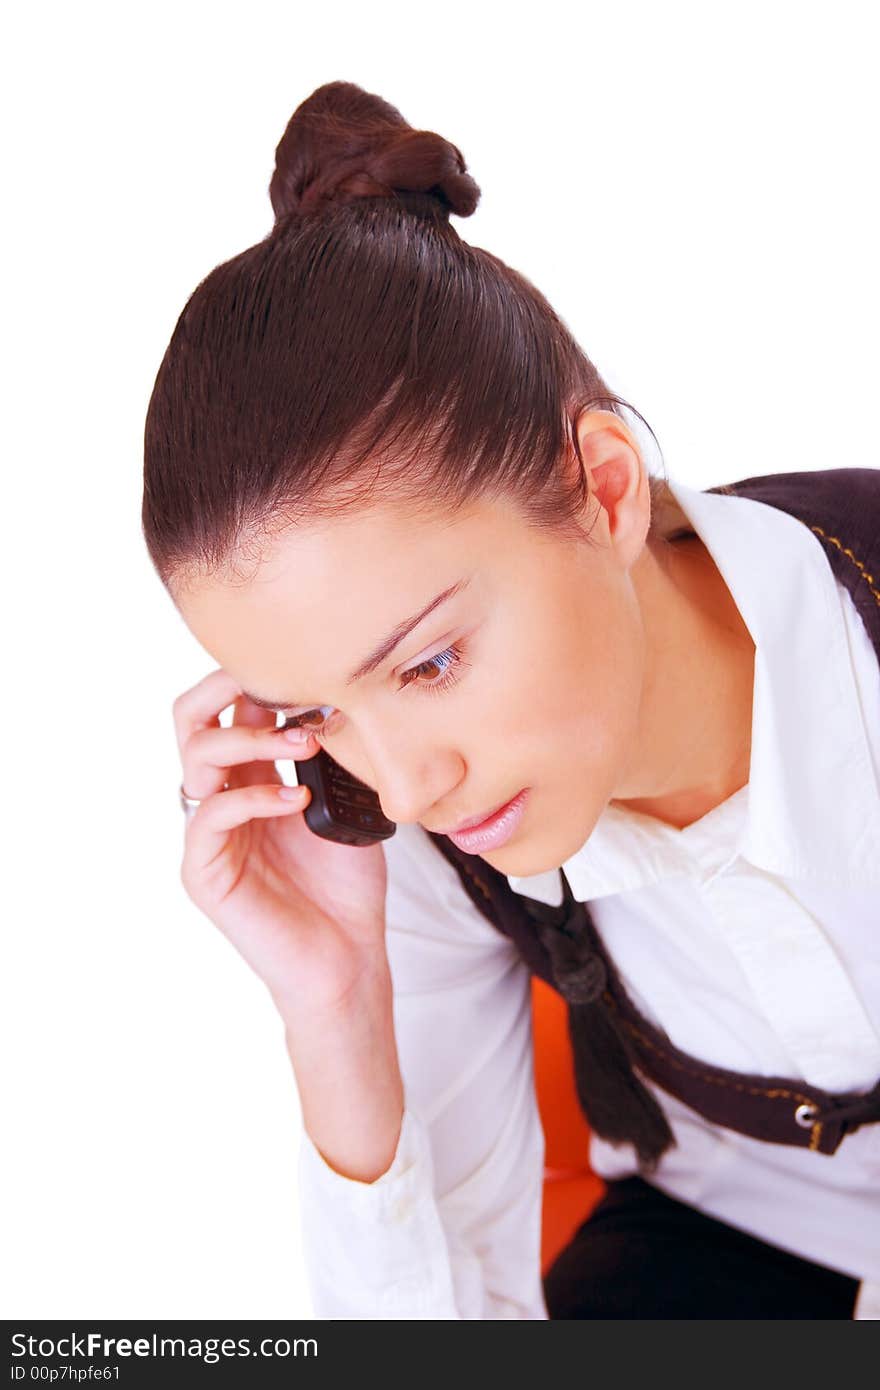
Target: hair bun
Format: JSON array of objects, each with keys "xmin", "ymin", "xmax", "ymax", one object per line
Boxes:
[{"xmin": 269, "ymin": 81, "xmax": 480, "ymax": 228}]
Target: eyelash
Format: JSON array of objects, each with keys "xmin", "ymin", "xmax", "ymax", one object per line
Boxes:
[{"xmin": 281, "ymin": 640, "xmax": 471, "ymax": 739}]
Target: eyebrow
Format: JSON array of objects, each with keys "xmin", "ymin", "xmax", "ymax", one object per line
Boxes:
[{"xmin": 240, "ymin": 576, "xmax": 472, "ymax": 711}]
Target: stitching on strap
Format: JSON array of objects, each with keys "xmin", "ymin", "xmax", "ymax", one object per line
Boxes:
[
  {"xmin": 810, "ymin": 525, "xmax": 880, "ymax": 609},
  {"xmin": 603, "ymin": 991, "xmax": 824, "ymax": 1149}
]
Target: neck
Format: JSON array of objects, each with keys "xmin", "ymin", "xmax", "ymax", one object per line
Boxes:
[{"xmin": 610, "ymin": 533, "xmax": 756, "ymax": 831}]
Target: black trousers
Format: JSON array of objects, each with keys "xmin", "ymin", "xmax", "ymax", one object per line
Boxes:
[{"xmin": 542, "ymin": 1176, "xmax": 861, "ymax": 1319}]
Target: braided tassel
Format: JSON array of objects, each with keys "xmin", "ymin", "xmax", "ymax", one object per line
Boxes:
[{"xmin": 533, "ymin": 894, "xmax": 676, "ymax": 1175}]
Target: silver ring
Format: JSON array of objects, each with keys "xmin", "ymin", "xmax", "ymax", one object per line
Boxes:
[
  {"xmin": 180, "ymin": 781, "xmax": 228, "ymax": 821},
  {"xmin": 180, "ymin": 783, "xmax": 202, "ymax": 821}
]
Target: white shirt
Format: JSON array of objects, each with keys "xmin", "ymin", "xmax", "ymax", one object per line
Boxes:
[{"xmin": 297, "ymin": 473, "xmax": 880, "ymax": 1320}]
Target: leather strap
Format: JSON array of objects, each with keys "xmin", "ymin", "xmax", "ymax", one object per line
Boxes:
[{"xmin": 428, "ymin": 831, "xmax": 880, "ymax": 1157}]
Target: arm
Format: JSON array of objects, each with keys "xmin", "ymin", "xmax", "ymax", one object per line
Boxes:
[
  {"xmin": 284, "ymin": 949, "xmax": 404, "ymax": 1184},
  {"xmin": 295, "ymin": 821, "xmax": 548, "ymax": 1319}
]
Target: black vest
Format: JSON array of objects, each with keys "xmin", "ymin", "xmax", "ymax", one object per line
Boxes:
[{"xmin": 426, "ymin": 467, "xmax": 880, "ymax": 1173}]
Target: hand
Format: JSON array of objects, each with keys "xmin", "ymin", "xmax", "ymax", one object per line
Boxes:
[{"xmin": 174, "ymin": 667, "xmax": 389, "ymax": 1019}]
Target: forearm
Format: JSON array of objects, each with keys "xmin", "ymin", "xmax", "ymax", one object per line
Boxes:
[{"xmin": 282, "ymin": 956, "xmax": 404, "ymax": 1184}]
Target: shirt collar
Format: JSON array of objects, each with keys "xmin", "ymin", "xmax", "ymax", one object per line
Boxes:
[{"xmin": 507, "ymin": 475, "xmax": 880, "ymax": 906}]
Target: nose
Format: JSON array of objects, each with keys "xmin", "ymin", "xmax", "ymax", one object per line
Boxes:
[{"xmin": 363, "ymin": 731, "xmax": 465, "ymax": 827}]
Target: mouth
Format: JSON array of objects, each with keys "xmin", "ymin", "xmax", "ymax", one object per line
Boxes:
[
  {"xmin": 432, "ymin": 793, "xmax": 521, "ymax": 835},
  {"xmin": 429, "ymin": 788, "xmax": 531, "ymax": 854}
]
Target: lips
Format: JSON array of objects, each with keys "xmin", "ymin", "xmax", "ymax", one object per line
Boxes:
[
  {"xmin": 434, "ymin": 795, "xmax": 517, "ymax": 835},
  {"xmin": 444, "ymin": 788, "xmax": 531, "ymax": 854}
]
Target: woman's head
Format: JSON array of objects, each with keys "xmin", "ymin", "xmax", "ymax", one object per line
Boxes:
[{"xmin": 144, "ymin": 80, "xmax": 677, "ymax": 875}]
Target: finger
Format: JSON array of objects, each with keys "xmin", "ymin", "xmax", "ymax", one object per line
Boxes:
[
  {"xmin": 181, "ymin": 722, "xmax": 318, "ymax": 801},
  {"xmin": 172, "ymin": 667, "xmax": 248, "ymax": 757},
  {"xmin": 232, "ymin": 691, "xmax": 279, "ymax": 731},
  {"xmin": 182, "ymin": 782, "xmax": 312, "ymax": 880},
  {"xmin": 228, "ymin": 693, "xmax": 282, "ymax": 787}
]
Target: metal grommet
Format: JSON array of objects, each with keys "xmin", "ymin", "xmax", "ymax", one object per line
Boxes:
[{"xmin": 794, "ymin": 1102, "xmax": 818, "ymax": 1129}]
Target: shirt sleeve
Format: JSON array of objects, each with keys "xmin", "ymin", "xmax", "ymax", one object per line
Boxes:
[{"xmin": 296, "ymin": 822, "xmax": 549, "ymax": 1319}]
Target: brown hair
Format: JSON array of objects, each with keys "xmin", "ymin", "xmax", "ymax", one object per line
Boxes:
[{"xmin": 142, "ymin": 80, "xmax": 672, "ymax": 596}]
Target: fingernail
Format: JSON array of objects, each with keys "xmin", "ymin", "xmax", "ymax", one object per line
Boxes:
[{"xmin": 283, "ymin": 726, "xmax": 312, "ymax": 741}]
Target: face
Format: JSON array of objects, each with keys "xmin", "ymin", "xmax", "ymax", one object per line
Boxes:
[{"xmin": 174, "ymin": 424, "xmax": 653, "ymax": 878}]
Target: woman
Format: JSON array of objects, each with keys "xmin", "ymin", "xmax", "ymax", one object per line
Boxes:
[{"xmin": 142, "ymin": 81, "xmax": 880, "ymax": 1319}]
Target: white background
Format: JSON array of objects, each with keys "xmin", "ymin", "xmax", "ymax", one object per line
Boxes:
[{"xmin": 3, "ymin": 0, "xmax": 878, "ymax": 1318}]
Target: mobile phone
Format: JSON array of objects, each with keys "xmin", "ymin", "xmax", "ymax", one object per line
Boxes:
[{"xmin": 281, "ymin": 720, "xmax": 397, "ymax": 846}]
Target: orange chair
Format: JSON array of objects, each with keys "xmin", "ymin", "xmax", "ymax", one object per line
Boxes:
[{"xmin": 531, "ymin": 974, "xmax": 606, "ymax": 1274}]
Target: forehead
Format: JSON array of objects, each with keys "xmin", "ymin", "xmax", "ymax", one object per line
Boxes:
[
  {"xmin": 218, "ymin": 492, "xmax": 530, "ymax": 594},
  {"xmin": 174, "ymin": 494, "xmax": 530, "ymax": 703}
]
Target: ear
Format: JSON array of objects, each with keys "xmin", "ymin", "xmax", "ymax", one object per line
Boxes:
[{"xmin": 571, "ymin": 409, "xmax": 651, "ymax": 569}]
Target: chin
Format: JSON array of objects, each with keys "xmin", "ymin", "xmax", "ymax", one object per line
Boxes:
[
  {"xmin": 483, "ymin": 806, "xmax": 597, "ymax": 879},
  {"xmin": 479, "ymin": 838, "xmax": 557, "ymax": 879}
]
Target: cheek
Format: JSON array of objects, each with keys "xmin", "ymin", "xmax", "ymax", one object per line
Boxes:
[{"xmin": 520, "ymin": 591, "xmax": 643, "ymax": 767}]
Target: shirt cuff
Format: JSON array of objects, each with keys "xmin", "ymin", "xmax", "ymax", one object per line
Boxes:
[{"xmin": 297, "ymin": 1105, "xmax": 462, "ymax": 1318}]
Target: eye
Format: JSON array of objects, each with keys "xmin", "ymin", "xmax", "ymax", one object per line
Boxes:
[
  {"xmin": 397, "ymin": 640, "xmax": 470, "ymax": 696},
  {"xmin": 281, "ymin": 704, "xmax": 337, "ymax": 737},
  {"xmin": 280, "ymin": 640, "xmax": 471, "ymax": 738}
]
